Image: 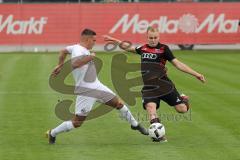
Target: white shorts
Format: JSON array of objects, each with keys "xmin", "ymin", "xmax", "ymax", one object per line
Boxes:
[{"xmin": 75, "ymin": 83, "xmax": 116, "ymax": 116}]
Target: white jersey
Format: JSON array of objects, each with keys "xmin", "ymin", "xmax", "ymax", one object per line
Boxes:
[{"xmin": 66, "ymin": 44, "xmax": 101, "ymax": 90}]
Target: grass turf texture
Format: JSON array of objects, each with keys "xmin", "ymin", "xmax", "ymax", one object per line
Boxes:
[{"xmin": 0, "ymin": 50, "xmax": 239, "ymax": 160}]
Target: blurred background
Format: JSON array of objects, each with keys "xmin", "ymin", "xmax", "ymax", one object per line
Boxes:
[
  {"xmin": 0, "ymin": 0, "xmax": 239, "ymax": 51},
  {"xmin": 1, "ymin": 0, "xmax": 239, "ymax": 3},
  {"xmin": 0, "ymin": 1, "xmax": 240, "ymax": 160}
]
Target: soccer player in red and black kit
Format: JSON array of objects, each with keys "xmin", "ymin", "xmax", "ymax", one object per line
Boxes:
[{"xmin": 104, "ymin": 26, "xmax": 206, "ymax": 142}]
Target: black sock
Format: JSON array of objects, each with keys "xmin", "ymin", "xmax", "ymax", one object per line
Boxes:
[{"xmin": 150, "ymin": 118, "xmax": 160, "ymax": 124}]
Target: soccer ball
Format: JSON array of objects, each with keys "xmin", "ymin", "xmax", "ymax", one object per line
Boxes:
[{"xmin": 148, "ymin": 123, "xmax": 165, "ymax": 139}]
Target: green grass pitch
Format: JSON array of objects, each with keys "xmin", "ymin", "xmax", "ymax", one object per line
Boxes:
[{"xmin": 0, "ymin": 50, "xmax": 240, "ymax": 160}]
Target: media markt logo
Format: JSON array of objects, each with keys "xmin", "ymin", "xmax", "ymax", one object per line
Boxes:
[
  {"xmin": 178, "ymin": 14, "xmax": 199, "ymax": 34},
  {"xmin": 0, "ymin": 14, "xmax": 48, "ymax": 35},
  {"xmin": 110, "ymin": 13, "xmax": 239, "ymax": 34}
]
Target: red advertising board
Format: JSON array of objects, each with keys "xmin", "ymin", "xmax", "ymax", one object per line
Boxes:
[{"xmin": 0, "ymin": 3, "xmax": 239, "ymax": 45}]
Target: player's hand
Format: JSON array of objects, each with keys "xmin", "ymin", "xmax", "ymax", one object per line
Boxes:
[
  {"xmin": 195, "ymin": 73, "xmax": 206, "ymax": 83},
  {"xmin": 90, "ymin": 52, "xmax": 96, "ymax": 57},
  {"xmin": 103, "ymin": 35, "xmax": 117, "ymax": 42},
  {"xmin": 52, "ymin": 64, "xmax": 62, "ymax": 77}
]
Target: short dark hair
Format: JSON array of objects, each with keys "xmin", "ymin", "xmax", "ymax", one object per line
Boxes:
[
  {"xmin": 147, "ymin": 26, "xmax": 159, "ymax": 33},
  {"xmin": 81, "ymin": 28, "xmax": 96, "ymax": 36}
]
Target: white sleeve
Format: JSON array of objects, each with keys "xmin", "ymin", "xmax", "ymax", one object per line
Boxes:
[
  {"xmin": 65, "ymin": 45, "xmax": 85, "ymax": 59},
  {"xmin": 65, "ymin": 45, "xmax": 75, "ymax": 54},
  {"xmin": 71, "ymin": 46, "xmax": 86, "ymax": 59}
]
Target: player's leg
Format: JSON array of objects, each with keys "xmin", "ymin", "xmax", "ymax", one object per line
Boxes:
[
  {"xmin": 175, "ymin": 104, "xmax": 188, "ymax": 113},
  {"xmin": 144, "ymin": 102, "xmax": 160, "ymax": 124},
  {"xmin": 46, "ymin": 120, "xmax": 75, "ymax": 144},
  {"xmin": 71, "ymin": 115, "xmax": 87, "ymax": 128},
  {"xmin": 105, "ymin": 96, "xmax": 148, "ymax": 135},
  {"xmin": 93, "ymin": 83, "xmax": 148, "ymax": 135},
  {"xmin": 105, "ymin": 96, "xmax": 138, "ymax": 127},
  {"xmin": 46, "ymin": 115, "xmax": 86, "ymax": 144},
  {"xmin": 175, "ymin": 94, "xmax": 190, "ymax": 113},
  {"xmin": 46, "ymin": 96, "xmax": 95, "ymax": 144},
  {"xmin": 141, "ymin": 84, "xmax": 164, "ymax": 123},
  {"xmin": 144, "ymin": 101, "xmax": 167, "ymax": 142},
  {"xmin": 105, "ymin": 96, "xmax": 137, "ymax": 123},
  {"xmin": 160, "ymin": 87, "xmax": 190, "ymax": 113}
]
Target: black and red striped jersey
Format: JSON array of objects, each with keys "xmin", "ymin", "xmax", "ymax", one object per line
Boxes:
[
  {"xmin": 135, "ymin": 43, "xmax": 175, "ymax": 66},
  {"xmin": 135, "ymin": 43, "xmax": 176, "ymax": 86}
]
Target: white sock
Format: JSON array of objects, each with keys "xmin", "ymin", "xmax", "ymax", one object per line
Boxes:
[
  {"xmin": 119, "ymin": 105, "xmax": 138, "ymax": 127},
  {"xmin": 51, "ymin": 121, "xmax": 74, "ymax": 137}
]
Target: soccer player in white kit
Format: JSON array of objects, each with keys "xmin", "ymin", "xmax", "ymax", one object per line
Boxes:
[{"xmin": 46, "ymin": 29, "xmax": 148, "ymax": 144}]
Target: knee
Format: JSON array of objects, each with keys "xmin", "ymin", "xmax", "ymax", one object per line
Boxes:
[
  {"xmin": 145, "ymin": 102, "xmax": 157, "ymax": 112},
  {"xmin": 72, "ymin": 120, "xmax": 83, "ymax": 128},
  {"xmin": 72, "ymin": 115, "xmax": 86, "ymax": 128},
  {"xmin": 106, "ymin": 97, "xmax": 124, "ymax": 109},
  {"xmin": 175, "ymin": 105, "xmax": 188, "ymax": 113},
  {"xmin": 115, "ymin": 100, "xmax": 124, "ymax": 109},
  {"xmin": 177, "ymin": 110, "xmax": 187, "ymax": 114}
]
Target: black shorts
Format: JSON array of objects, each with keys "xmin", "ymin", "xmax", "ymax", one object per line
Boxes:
[{"xmin": 142, "ymin": 85, "xmax": 183, "ymax": 110}]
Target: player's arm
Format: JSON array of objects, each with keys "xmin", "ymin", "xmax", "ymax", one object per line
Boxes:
[
  {"xmin": 164, "ymin": 46, "xmax": 205, "ymax": 83},
  {"xmin": 71, "ymin": 53, "xmax": 95, "ymax": 69},
  {"xmin": 103, "ymin": 35, "xmax": 136, "ymax": 53},
  {"xmin": 171, "ymin": 58, "xmax": 206, "ymax": 83},
  {"xmin": 52, "ymin": 49, "xmax": 69, "ymax": 76}
]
